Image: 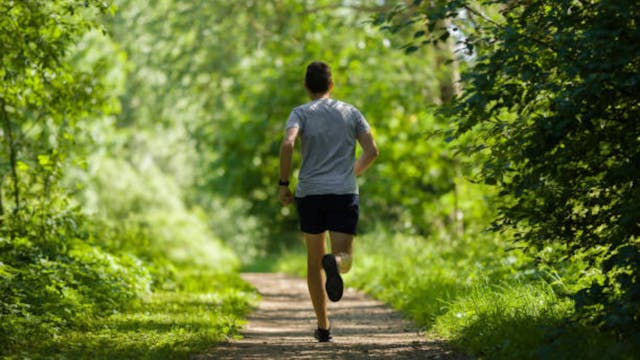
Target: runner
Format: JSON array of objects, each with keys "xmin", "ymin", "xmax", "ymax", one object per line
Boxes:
[{"xmin": 278, "ymin": 61, "xmax": 379, "ymax": 342}]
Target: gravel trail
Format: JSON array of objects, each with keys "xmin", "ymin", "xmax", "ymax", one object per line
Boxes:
[{"xmin": 195, "ymin": 272, "xmax": 469, "ymax": 360}]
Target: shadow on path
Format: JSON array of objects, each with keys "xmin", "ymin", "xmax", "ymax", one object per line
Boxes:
[{"xmin": 194, "ymin": 273, "xmax": 469, "ymax": 360}]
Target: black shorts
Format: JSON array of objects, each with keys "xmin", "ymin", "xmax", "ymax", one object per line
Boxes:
[{"xmin": 294, "ymin": 194, "xmax": 359, "ymax": 235}]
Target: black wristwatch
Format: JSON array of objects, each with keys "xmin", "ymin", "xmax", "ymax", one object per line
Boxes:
[{"xmin": 278, "ymin": 179, "xmax": 290, "ymax": 186}]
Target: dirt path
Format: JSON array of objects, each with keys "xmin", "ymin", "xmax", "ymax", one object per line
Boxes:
[{"xmin": 195, "ymin": 273, "xmax": 469, "ymax": 359}]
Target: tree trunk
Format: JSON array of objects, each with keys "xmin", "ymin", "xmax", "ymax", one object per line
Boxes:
[
  {"xmin": 0, "ymin": 176, "xmax": 4, "ymax": 225},
  {"xmin": 434, "ymin": 17, "xmax": 463, "ymax": 238},
  {"xmin": 1, "ymin": 99, "xmax": 20, "ymax": 213},
  {"xmin": 434, "ymin": 17, "xmax": 462, "ymax": 104}
]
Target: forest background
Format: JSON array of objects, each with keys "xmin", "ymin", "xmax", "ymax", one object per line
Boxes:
[{"xmin": 1, "ymin": 0, "xmax": 638, "ymax": 359}]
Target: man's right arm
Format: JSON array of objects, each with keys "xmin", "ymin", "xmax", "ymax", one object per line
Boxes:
[
  {"xmin": 279, "ymin": 126, "xmax": 299, "ymax": 205},
  {"xmin": 354, "ymin": 131, "xmax": 379, "ymax": 176}
]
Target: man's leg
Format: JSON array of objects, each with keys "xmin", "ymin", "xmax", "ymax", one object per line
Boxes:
[
  {"xmin": 329, "ymin": 231, "xmax": 354, "ymax": 273},
  {"xmin": 305, "ymin": 232, "xmax": 329, "ymax": 330}
]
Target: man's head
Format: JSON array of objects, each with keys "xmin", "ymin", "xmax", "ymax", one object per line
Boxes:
[{"xmin": 305, "ymin": 61, "xmax": 333, "ymax": 95}]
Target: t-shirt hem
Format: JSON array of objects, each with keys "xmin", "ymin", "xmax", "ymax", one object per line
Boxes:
[{"xmin": 294, "ymin": 187, "xmax": 359, "ymax": 198}]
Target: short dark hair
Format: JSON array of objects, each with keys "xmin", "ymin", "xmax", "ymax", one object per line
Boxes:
[{"xmin": 305, "ymin": 61, "xmax": 332, "ymax": 94}]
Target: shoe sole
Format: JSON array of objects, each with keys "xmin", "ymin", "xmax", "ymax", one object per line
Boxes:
[{"xmin": 322, "ymin": 254, "xmax": 343, "ymax": 302}]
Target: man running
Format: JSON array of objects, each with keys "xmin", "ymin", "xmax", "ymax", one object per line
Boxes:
[{"xmin": 278, "ymin": 61, "xmax": 379, "ymax": 342}]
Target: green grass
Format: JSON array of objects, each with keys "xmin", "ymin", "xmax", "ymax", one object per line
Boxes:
[
  {"xmin": 433, "ymin": 282, "xmax": 634, "ymax": 360},
  {"xmin": 268, "ymin": 230, "xmax": 638, "ymax": 360},
  {"xmin": 14, "ymin": 271, "xmax": 258, "ymax": 360}
]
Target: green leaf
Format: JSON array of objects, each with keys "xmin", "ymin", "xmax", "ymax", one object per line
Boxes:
[
  {"xmin": 16, "ymin": 161, "xmax": 29, "ymax": 171},
  {"xmin": 38, "ymin": 155, "xmax": 51, "ymax": 166},
  {"xmin": 405, "ymin": 45, "xmax": 420, "ymax": 54}
]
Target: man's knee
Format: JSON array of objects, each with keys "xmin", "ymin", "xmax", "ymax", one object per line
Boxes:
[{"xmin": 338, "ymin": 253, "xmax": 352, "ymax": 273}]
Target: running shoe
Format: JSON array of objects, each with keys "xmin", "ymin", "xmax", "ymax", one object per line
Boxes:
[
  {"xmin": 314, "ymin": 327, "xmax": 332, "ymax": 342},
  {"xmin": 322, "ymin": 254, "xmax": 343, "ymax": 302}
]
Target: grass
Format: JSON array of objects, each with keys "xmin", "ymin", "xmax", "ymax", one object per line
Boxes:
[
  {"xmin": 433, "ymin": 281, "xmax": 638, "ymax": 359},
  {"xmin": 267, "ymin": 229, "xmax": 638, "ymax": 360},
  {"xmin": 15, "ymin": 270, "xmax": 258, "ymax": 360}
]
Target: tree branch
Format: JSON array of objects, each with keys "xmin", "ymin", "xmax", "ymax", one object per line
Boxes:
[{"xmin": 464, "ymin": 4, "xmax": 559, "ymax": 54}]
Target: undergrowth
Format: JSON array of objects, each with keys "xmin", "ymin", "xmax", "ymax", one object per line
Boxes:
[
  {"xmin": 14, "ymin": 270, "xmax": 257, "ymax": 360},
  {"xmin": 1, "ymin": 154, "xmax": 258, "ymax": 358}
]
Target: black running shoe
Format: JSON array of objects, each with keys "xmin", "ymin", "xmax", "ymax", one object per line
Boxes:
[
  {"xmin": 314, "ymin": 328, "xmax": 332, "ymax": 342},
  {"xmin": 322, "ymin": 254, "xmax": 343, "ymax": 302}
]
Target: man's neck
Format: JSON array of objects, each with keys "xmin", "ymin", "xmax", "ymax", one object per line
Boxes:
[{"xmin": 309, "ymin": 92, "xmax": 330, "ymax": 100}]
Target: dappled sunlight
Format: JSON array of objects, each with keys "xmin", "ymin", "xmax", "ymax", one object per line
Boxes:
[
  {"xmin": 1, "ymin": 0, "xmax": 638, "ymax": 358},
  {"xmin": 38, "ymin": 273, "xmax": 255, "ymax": 359},
  {"xmin": 197, "ymin": 273, "xmax": 466, "ymax": 360}
]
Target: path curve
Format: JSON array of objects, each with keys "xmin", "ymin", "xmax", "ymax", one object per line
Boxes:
[{"xmin": 195, "ymin": 273, "xmax": 469, "ymax": 360}]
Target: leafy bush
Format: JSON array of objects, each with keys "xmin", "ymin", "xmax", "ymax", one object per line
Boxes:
[
  {"xmin": 75, "ymin": 155, "xmax": 239, "ymax": 270},
  {"xmin": 206, "ymin": 197, "xmax": 269, "ymax": 265},
  {"xmin": 0, "ymin": 204, "xmax": 152, "ymax": 354}
]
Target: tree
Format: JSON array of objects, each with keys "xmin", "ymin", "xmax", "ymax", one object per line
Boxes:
[
  {"xmin": 0, "ymin": 0, "xmax": 116, "ymax": 227},
  {"xmin": 0, "ymin": 1, "xmax": 153, "ymax": 352},
  {"xmin": 376, "ymin": 0, "xmax": 640, "ymax": 336}
]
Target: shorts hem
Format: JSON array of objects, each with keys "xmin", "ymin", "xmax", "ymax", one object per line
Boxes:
[{"xmin": 300, "ymin": 228, "xmax": 357, "ymax": 236}]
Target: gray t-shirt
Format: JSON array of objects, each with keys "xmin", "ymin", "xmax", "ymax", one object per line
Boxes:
[{"xmin": 285, "ymin": 98, "xmax": 371, "ymax": 197}]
